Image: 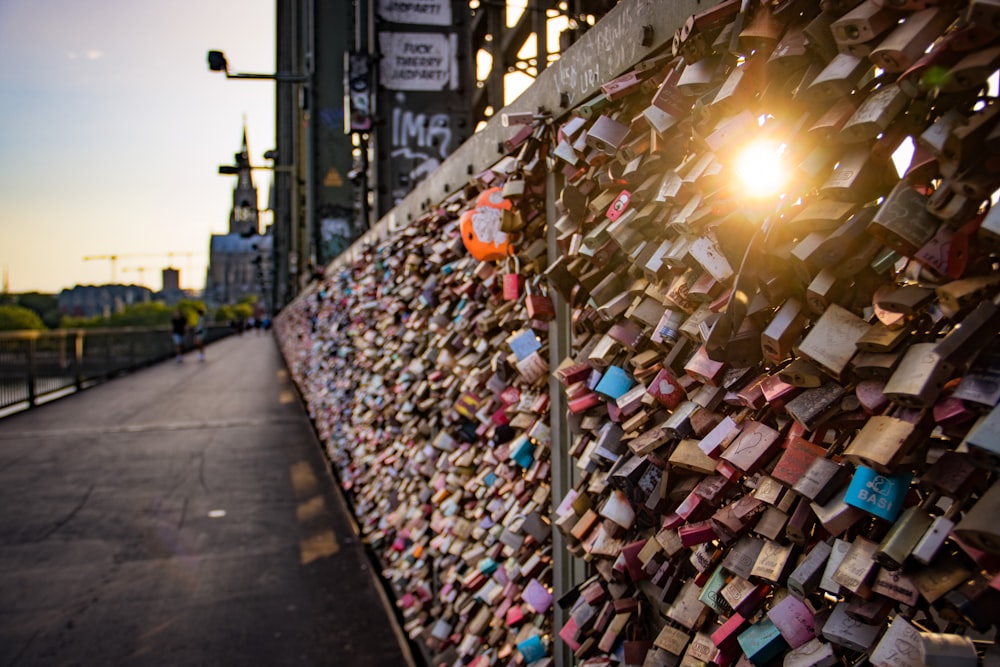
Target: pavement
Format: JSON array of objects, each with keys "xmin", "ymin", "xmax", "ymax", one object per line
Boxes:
[{"xmin": 0, "ymin": 333, "xmax": 415, "ymax": 667}]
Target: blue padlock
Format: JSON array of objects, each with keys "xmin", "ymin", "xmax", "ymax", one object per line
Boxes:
[
  {"xmin": 844, "ymin": 465, "xmax": 913, "ymax": 522},
  {"xmin": 508, "ymin": 329, "xmax": 542, "ymax": 361}
]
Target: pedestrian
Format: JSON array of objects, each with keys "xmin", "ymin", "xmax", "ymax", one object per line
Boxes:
[
  {"xmin": 194, "ymin": 308, "xmax": 207, "ymax": 362},
  {"xmin": 171, "ymin": 307, "xmax": 187, "ymax": 363}
]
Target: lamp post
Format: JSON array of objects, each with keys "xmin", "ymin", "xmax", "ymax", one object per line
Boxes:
[
  {"xmin": 207, "ymin": 49, "xmax": 312, "ymax": 313},
  {"xmin": 207, "ymin": 50, "xmax": 309, "ymax": 83}
]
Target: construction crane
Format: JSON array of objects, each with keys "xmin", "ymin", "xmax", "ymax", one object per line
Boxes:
[
  {"xmin": 120, "ymin": 266, "xmax": 152, "ymax": 287},
  {"xmin": 83, "ymin": 252, "xmax": 199, "ymax": 283}
]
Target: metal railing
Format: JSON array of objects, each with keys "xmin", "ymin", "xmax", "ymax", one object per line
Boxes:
[{"xmin": 0, "ymin": 324, "xmax": 232, "ymax": 413}]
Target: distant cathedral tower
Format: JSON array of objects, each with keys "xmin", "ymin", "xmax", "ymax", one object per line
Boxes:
[
  {"xmin": 204, "ymin": 124, "xmax": 273, "ymax": 308},
  {"xmin": 229, "ymin": 126, "xmax": 260, "ymax": 237}
]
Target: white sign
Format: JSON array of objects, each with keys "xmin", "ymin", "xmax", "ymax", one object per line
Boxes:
[
  {"xmin": 377, "ymin": 0, "xmax": 451, "ymax": 25},
  {"xmin": 379, "ymin": 32, "xmax": 457, "ymax": 91}
]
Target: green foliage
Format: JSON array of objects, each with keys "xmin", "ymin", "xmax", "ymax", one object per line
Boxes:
[
  {"xmin": 0, "ymin": 304, "xmax": 47, "ymax": 331},
  {"xmin": 175, "ymin": 299, "xmax": 207, "ymax": 325},
  {"xmin": 104, "ymin": 302, "xmax": 173, "ymax": 327},
  {"xmin": 16, "ymin": 293, "xmax": 60, "ymax": 329},
  {"xmin": 58, "ymin": 298, "xmax": 211, "ymax": 329},
  {"xmin": 215, "ymin": 305, "xmax": 236, "ymax": 323},
  {"xmin": 233, "ymin": 302, "xmax": 254, "ymax": 320}
]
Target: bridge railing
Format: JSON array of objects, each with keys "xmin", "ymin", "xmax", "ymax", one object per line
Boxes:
[{"xmin": 0, "ymin": 324, "xmax": 232, "ymax": 412}]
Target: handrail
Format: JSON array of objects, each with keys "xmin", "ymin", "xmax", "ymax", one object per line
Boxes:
[{"xmin": 0, "ymin": 324, "xmax": 233, "ymax": 414}]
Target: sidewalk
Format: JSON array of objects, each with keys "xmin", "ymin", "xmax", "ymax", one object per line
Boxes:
[{"xmin": 0, "ymin": 334, "xmax": 414, "ymax": 666}]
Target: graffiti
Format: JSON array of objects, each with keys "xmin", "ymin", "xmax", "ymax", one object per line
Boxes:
[
  {"xmin": 389, "ymin": 103, "xmax": 453, "ymax": 193},
  {"xmin": 318, "ymin": 204, "xmax": 357, "ymax": 264},
  {"xmin": 392, "ymin": 107, "xmax": 452, "ymax": 159},
  {"xmin": 319, "ymin": 107, "xmax": 345, "ymax": 132}
]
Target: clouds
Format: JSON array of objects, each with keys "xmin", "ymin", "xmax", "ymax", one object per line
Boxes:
[{"xmin": 66, "ymin": 50, "xmax": 104, "ymax": 61}]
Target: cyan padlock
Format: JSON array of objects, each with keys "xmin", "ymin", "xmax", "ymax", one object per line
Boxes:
[
  {"xmin": 844, "ymin": 465, "xmax": 913, "ymax": 522},
  {"xmin": 517, "ymin": 633, "xmax": 546, "ymax": 663},
  {"xmin": 510, "ymin": 435, "xmax": 536, "ymax": 469},
  {"xmin": 738, "ymin": 617, "xmax": 788, "ymax": 665},
  {"xmin": 594, "ymin": 365, "xmax": 635, "ymax": 401}
]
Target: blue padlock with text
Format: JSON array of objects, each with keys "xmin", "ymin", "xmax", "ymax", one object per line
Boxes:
[{"xmin": 845, "ymin": 465, "xmax": 912, "ymax": 522}]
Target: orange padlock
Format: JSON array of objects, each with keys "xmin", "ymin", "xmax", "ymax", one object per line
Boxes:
[{"xmin": 460, "ymin": 187, "xmax": 514, "ymax": 261}]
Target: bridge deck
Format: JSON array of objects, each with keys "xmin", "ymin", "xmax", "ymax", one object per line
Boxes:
[{"xmin": 0, "ymin": 333, "xmax": 413, "ymax": 667}]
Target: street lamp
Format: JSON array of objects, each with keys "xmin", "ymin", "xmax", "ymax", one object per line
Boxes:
[{"xmin": 207, "ymin": 50, "xmax": 309, "ymax": 83}]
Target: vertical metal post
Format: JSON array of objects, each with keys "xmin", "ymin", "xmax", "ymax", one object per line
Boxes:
[
  {"xmin": 74, "ymin": 330, "xmax": 85, "ymax": 390},
  {"xmin": 26, "ymin": 336, "xmax": 37, "ymax": 407},
  {"xmin": 546, "ymin": 167, "xmax": 583, "ymax": 667}
]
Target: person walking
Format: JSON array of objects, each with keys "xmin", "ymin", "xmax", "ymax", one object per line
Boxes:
[
  {"xmin": 193, "ymin": 308, "xmax": 207, "ymax": 362},
  {"xmin": 171, "ymin": 307, "xmax": 187, "ymax": 363}
]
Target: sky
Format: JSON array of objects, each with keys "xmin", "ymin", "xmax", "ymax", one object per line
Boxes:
[{"xmin": 0, "ymin": 0, "xmax": 276, "ymax": 293}]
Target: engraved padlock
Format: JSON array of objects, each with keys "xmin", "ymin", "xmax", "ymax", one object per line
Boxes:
[
  {"xmin": 867, "ymin": 180, "xmax": 940, "ymax": 256},
  {"xmin": 842, "ymin": 413, "xmax": 922, "ymax": 472},
  {"xmin": 832, "ymin": 535, "xmax": 879, "ymax": 595}
]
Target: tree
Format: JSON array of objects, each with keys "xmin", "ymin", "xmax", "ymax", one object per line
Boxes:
[
  {"xmin": 0, "ymin": 304, "xmax": 47, "ymax": 331},
  {"xmin": 16, "ymin": 293, "xmax": 60, "ymax": 329},
  {"xmin": 105, "ymin": 302, "xmax": 172, "ymax": 327}
]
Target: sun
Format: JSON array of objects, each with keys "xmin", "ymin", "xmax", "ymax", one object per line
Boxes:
[{"xmin": 735, "ymin": 140, "xmax": 788, "ymax": 198}]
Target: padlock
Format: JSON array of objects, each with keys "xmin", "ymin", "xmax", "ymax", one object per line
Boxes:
[
  {"xmin": 788, "ymin": 539, "xmax": 833, "ymax": 599},
  {"xmin": 844, "ymin": 465, "xmax": 913, "ymax": 522},
  {"xmin": 586, "ymin": 115, "xmax": 630, "ymax": 155},
  {"xmin": 843, "ymin": 413, "xmax": 923, "ymax": 472},
  {"xmin": 940, "ymin": 96, "xmax": 1000, "ymax": 174},
  {"xmin": 807, "ymin": 52, "xmax": 872, "ymax": 101},
  {"xmin": 839, "ymin": 83, "xmax": 910, "ymax": 144},
  {"xmin": 940, "ymin": 44, "xmax": 1000, "ymax": 94},
  {"xmin": 766, "ymin": 595, "xmax": 815, "ymax": 650},
  {"xmin": 737, "ymin": 617, "xmax": 788, "ymax": 665},
  {"xmin": 795, "ymin": 303, "xmax": 871, "ymax": 381},
  {"xmin": 869, "ymin": 614, "xmax": 923, "ymax": 667},
  {"xmin": 822, "ymin": 602, "xmax": 882, "ymax": 652},
  {"xmin": 881, "ymin": 342, "xmax": 951, "ymax": 408},
  {"xmin": 794, "ymin": 454, "xmax": 852, "ymax": 505},
  {"xmin": 954, "ymin": 482, "xmax": 1000, "ymax": 555},
  {"xmin": 820, "ymin": 146, "xmax": 895, "ymax": 203},
  {"xmin": 812, "ymin": 486, "xmax": 867, "ymax": 536},
  {"xmin": 869, "ymin": 7, "xmax": 958, "ymax": 73},
  {"xmin": 719, "ymin": 421, "xmax": 782, "ymax": 474},
  {"xmin": 832, "ymin": 535, "xmax": 880, "ymax": 595},
  {"xmin": 920, "ymin": 633, "xmax": 979, "ymax": 667},
  {"xmin": 867, "ymin": 181, "xmax": 940, "ymax": 256},
  {"xmin": 876, "ymin": 491, "xmax": 940, "ymax": 570},
  {"xmin": 831, "ymin": 0, "xmax": 903, "ymax": 47},
  {"xmin": 525, "ymin": 278, "xmax": 555, "ymax": 321},
  {"xmin": 805, "ymin": 266, "xmax": 848, "ymax": 314}
]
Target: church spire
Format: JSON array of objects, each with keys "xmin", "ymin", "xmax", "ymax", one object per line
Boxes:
[{"xmin": 229, "ymin": 121, "xmax": 259, "ymax": 237}]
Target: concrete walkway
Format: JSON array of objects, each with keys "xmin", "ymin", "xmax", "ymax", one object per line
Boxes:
[{"xmin": 0, "ymin": 333, "xmax": 413, "ymax": 667}]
